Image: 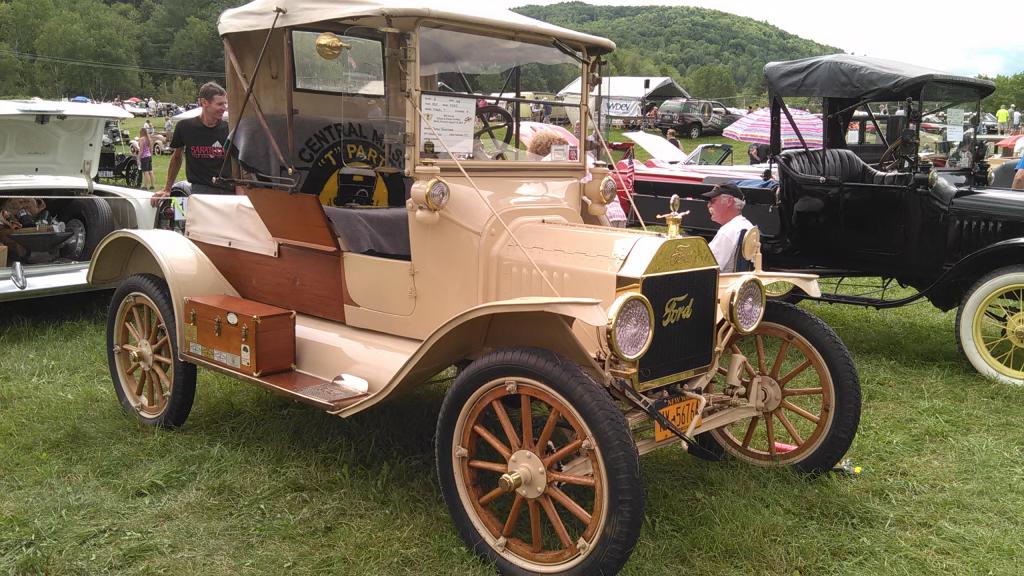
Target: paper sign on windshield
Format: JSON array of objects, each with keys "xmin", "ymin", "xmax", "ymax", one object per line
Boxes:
[
  {"xmin": 420, "ymin": 94, "xmax": 476, "ymax": 155},
  {"xmin": 946, "ymin": 108, "xmax": 964, "ymax": 142}
]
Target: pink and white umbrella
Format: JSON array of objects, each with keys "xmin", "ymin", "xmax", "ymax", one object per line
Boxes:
[{"xmin": 724, "ymin": 107, "xmax": 822, "ymax": 149}]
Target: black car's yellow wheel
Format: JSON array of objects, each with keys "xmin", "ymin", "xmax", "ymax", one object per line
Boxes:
[
  {"xmin": 107, "ymin": 273, "xmax": 196, "ymax": 428},
  {"xmin": 695, "ymin": 302, "xmax": 860, "ymax": 474},
  {"xmin": 957, "ymin": 266, "xmax": 1024, "ymax": 384},
  {"xmin": 436, "ymin": 348, "xmax": 643, "ymax": 575}
]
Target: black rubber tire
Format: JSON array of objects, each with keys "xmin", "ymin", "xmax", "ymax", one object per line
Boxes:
[
  {"xmin": 697, "ymin": 302, "xmax": 860, "ymax": 475},
  {"xmin": 107, "ymin": 273, "xmax": 196, "ymax": 429},
  {"xmin": 687, "ymin": 123, "xmax": 702, "ymax": 139},
  {"xmin": 57, "ymin": 196, "xmax": 115, "ymax": 261},
  {"xmin": 122, "ymin": 159, "xmax": 142, "ymax": 188},
  {"xmin": 955, "ymin": 265, "xmax": 1024, "ymax": 384},
  {"xmin": 436, "ymin": 348, "xmax": 644, "ymax": 576}
]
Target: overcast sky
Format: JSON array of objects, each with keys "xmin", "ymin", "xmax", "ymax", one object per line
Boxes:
[{"xmin": 502, "ymin": 0, "xmax": 1024, "ymax": 78}]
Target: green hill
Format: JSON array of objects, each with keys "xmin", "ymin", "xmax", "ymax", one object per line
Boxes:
[{"xmin": 513, "ymin": 2, "xmax": 842, "ymax": 100}]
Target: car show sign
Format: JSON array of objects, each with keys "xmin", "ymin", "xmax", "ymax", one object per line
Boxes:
[
  {"xmin": 946, "ymin": 108, "xmax": 964, "ymax": 142},
  {"xmin": 419, "ymin": 94, "xmax": 475, "ymax": 155}
]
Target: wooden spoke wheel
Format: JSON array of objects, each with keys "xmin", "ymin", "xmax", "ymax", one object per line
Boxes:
[
  {"xmin": 698, "ymin": 302, "xmax": 861, "ymax": 474},
  {"xmin": 957, "ymin": 266, "xmax": 1024, "ymax": 384},
  {"xmin": 107, "ymin": 273, "xmax": 196, "ymax": 428},
  {"xmin": 437, "ymin": 348, "xmax": 642, "ymax": 575}
]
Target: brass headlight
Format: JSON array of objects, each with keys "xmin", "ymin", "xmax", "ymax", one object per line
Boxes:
[
  {"xmin": 987, "ymin": 167, "xmax": 996, "ymax": 186},
  {"xmin": 730, "ymin": 277, "xmax": 765, "ymax": 335},
  {"xmin": 927, "ymin": 169, "xmax": 938, "ymax": 188},
  {"xmin": 411, "ymin": 177, "xmax": 451, "ymax": 211},
  {"xmin": 599, "ymin": 176, "xmax": 618, "ymax": 204},
  {"xmin": 607, "ymin": 293, "xmax": 655, "ymax": 361}
]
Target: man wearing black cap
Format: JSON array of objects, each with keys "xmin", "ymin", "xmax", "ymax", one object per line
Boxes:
[{"xmin": 702, "ymin": 182, "xmax": 753, "ymax": 272}]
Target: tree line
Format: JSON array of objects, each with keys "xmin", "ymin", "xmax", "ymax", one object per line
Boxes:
[
  {"xmin": 0, "ymin": 0, "xmax": 1019, "ymax": 109},
  {"xmin": 0, "ymin": 0, "xmax": 240, "ymax": 101}
]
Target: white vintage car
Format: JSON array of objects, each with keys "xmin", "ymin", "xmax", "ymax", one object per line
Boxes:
[{"xmin": 0, "ymin": 100, "xmax": 158, "ymax": 301}]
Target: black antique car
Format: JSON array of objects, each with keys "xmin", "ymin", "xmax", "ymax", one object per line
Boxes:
[{"xmin": 628, "ymin": 55, "xmax": 1024, "ymax": 384}]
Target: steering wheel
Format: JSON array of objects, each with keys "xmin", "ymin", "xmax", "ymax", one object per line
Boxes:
[
  {"xmin": 878, "ymin": 138, "xmax": 915, "ymax": 172},
  {"xmin": 474, "ymin": 105, "xmax": 515, "ymax": 159}
]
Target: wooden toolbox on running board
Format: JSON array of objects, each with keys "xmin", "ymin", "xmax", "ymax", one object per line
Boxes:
[{"xmin": 183, "ymin": 295, "xmax": 295, "ymax": 377}]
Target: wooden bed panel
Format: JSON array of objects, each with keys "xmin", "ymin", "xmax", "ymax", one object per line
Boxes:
[
  {"xmin": 194, "ymin": 240, "xmax": 349, "ymax": 322},
  {"xmin": 245, "ymin": 186, "xmax": 339, "ymax": 252}
]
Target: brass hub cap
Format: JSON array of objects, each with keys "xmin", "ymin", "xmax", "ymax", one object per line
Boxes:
[
  {"xmin": 1007, "ymin": 313, "xmax": 1024, "ymax": 348},
  {"xmin": 501, "ymin": 450, "xmax": 547, "ymax": 499}
]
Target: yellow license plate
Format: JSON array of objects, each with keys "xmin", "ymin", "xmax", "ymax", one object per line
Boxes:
[{"xmin": 654, "ymin": 396, "xmax": 701, "ymax": 442}]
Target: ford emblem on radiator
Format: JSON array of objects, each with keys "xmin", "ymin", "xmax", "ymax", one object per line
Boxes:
[{"xmin": 662, "ymin": 294, "xmax": 694, "ymax": 327}]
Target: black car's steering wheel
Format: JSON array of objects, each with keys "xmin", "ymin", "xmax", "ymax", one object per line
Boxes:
[
  {"xmin": 474, "ymin": 105, "xmax": 514, "ymax": 159},
  {"xmin": 878, "ymin": 138, "xmax": 904, "ymax": 171},
  {"xmin": 878, "ymin": 135, "xmax": 917, "ymax": 172}
]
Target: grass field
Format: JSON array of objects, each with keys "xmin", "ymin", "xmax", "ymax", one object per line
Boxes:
[{"xmin": 2, "ymin": 290, "xmax": 1023, "ymax": 575}]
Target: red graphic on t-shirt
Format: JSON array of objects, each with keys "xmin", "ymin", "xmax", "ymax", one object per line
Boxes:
[{"xmin": 190, "ymin": 144, "xmax": 225, "ymax": 160}]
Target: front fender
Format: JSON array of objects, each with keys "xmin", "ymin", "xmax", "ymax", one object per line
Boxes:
[
  {"xmin": 926, "ymin": 238, "xmax": 1024, "ymax": 309},
  {"xmin": 719, "ymin": 270, "xmax": 821, "ymax": 297},
  {"xmin": 335, "ymin": 297, "xmax": 609, "ymax": 417},
  {"xmin": 88, "ymin": 229, "xmax": 238, "ymax": 348}
]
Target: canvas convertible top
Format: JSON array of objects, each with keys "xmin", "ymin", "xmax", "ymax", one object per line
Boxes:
[
  {"xmin": 764, "ymin": 54, "xmax": 995, "ymax": 101},
  {"xmin": 217, "ymin": 0, "xmax": 616, "ymax": 55}
]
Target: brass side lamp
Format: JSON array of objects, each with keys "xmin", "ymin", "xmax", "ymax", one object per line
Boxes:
[{"xmin": 315, "ymin": 32, "xmax": 350, "ymax": 60}]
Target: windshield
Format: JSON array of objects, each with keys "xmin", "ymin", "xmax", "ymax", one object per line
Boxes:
[
  {"xmin": 838, "ymin": 85, "xmax": 984, "ymax": 170},
  {"xmin": 418, "ymin": 26, "xmax": 586, "ymax": 164}
]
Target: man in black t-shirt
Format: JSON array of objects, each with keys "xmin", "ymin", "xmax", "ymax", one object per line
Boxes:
[{"xmin": 151, "ymin": 82, "xmax": 233, "ymax": 206}]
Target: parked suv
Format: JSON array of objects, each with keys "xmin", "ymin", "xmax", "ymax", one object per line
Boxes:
[
  {"xmin": 656, "ymin": 98, "xmax": 743, "ymax": 139},
  {"xmin": 89, "ymin": 5, "xmax": 862, "ymax": 574}
]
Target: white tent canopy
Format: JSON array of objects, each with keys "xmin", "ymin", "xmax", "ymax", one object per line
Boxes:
[{"xmin": 558, "ymin": 76, "xmax": 690, "ymax": 119}]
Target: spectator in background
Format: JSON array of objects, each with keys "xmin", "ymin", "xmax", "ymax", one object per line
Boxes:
[
  {"xmin": 164, "ymin": 116, "xmax": 173, "ymax": 137},
  {"xmin": 151, "ymin": 81, "xmax": 234, "ymax": 206},
  {"xmin": 747, "ymin": 143, "xmax": 769, "ymax": 165},
  {"xmin": 703, "ymin": 183, "xmax": 752, "ymax": 273},
  {"xmin": 543, "ymin": 101, "xmax": 553, "ymax": 124},
  {"xmin": 996, "ymin": 104, "xmax": 1009, "ymax": 135},
  {"xmin": 1011, "ymin": 105, "xmax": 1021, "ymax": 135},
  {"xmin": 142, "ymin": 118, "xmax": 152, "ymax": 134},
  {"xmin": 527, "ymin": 130, "xmax": 568, "ymax": 161},
  {"xmin": 645, "ymin": 105, "xmax": 658, "ymax": 130},
  {"xmin": 666, "ymin": 128, "xmax": 680, "ymax": 149},
  {"xmin": 136, "ymin": 127, "xmax": 155, "ymax": 191}
]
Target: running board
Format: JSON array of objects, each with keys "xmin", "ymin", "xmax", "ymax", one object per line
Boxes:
[
  {"xmin": 184, "ymin": 355, "xmax": 367, "ymax": 410},
  {"xmin": 810, "ymin": 291, "xmax": 924, "ymax": 309}
]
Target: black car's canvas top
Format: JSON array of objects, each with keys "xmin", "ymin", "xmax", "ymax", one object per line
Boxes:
[{"xmin": 764, "ymin": 54, "xmax": 995, "ymax": 101}]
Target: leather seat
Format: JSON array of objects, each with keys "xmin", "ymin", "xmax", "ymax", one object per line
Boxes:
[{"xmin": 778, "ymin": 148, "xmax": 911, "ymax": 186}]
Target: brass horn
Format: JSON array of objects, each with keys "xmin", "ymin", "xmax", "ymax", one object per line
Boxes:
[{"xmin": 315, "ymin": 32, "xmax": 350, "ymax": 60}]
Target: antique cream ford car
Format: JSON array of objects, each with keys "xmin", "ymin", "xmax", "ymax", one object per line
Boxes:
[{"xmin": 89, "ymin": 2, "xmax": 861, "ymax": 574}]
